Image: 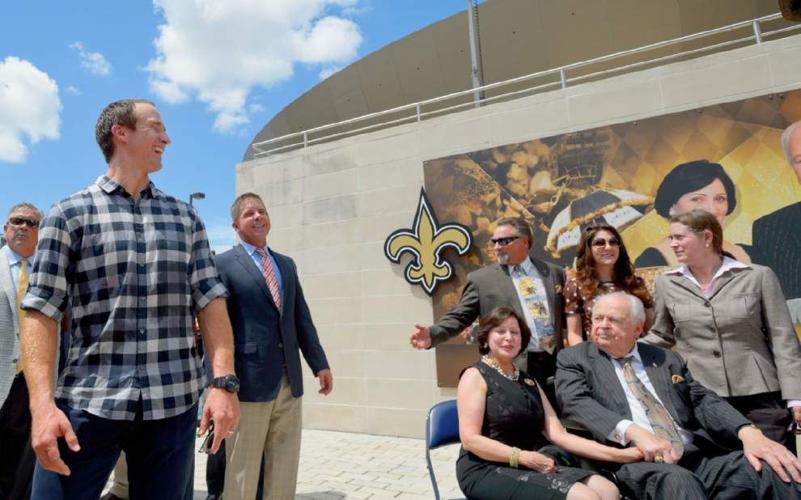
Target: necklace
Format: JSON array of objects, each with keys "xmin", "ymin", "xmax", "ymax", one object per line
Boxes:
[{"xmin": 481, "ymin": 355, "xmax": 519, "ymax": 381}]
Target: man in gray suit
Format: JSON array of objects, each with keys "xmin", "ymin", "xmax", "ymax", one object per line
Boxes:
[
  {"xmin": 410, "ymin": 216, "xmax": 566, "ymax": 391},
  {"xmin": 556, "ymin": 292, "xmax": 801, "ymax": 499},
  {"xmin": 0, "ymin": 202, "xmax": 42, "ymax": 499}
]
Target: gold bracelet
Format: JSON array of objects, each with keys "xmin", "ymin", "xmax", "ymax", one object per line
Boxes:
[{"xmin": 509, "ymin": 447, "xmax": 520, "ymax": 468}]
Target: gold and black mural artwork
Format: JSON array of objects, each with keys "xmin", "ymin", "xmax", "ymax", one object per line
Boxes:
[{"xmin": 422, "ymin": 89, "xmax": 801, "ymax": 385}]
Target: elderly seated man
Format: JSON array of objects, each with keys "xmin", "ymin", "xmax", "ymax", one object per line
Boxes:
[{"xmin": 555, "ymin": 291, "xmax": 801, "ymax": 500}]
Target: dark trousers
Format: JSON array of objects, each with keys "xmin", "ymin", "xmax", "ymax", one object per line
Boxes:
[
  {"xmin": 0, "ymin": 374, "xmax": 35, "ymax": 500},
  {"xmin": 526, "ymin": 351, "xmax": 557, "ymax": 407},
  {"xmin": 615, "ymin": 449, "xmax": 801, "ymax": 500},
  {"xmin": 31, "ymin": 401, "xmax": 197, "ymax": 500},
  {"xmin": 726, "ymin": 391, "xmax": 795, "ymax": 452}
]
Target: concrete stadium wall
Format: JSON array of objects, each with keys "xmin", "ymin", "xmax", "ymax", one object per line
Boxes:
[{"xmin": 235, "ymin": 33, "xmax": 801, "ymax": 438}]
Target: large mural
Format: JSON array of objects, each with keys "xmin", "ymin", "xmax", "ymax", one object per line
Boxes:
[{"xmin": 424, "ymin": 89, "xmax": 801, "ymax": 386}]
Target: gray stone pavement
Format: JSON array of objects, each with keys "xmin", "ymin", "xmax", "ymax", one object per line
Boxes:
[{"xmin": 181, "ymin": 429, "xmax": 461, "ymax": 499}]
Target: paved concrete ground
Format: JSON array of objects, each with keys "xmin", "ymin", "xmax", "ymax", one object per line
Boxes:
[{"xmin": 145, "ymin": 429, "xmax": 461, "ymax": 499}]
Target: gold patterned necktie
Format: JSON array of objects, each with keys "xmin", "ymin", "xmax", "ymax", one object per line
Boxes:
[
  {"xmin": 16, "ymin": 258, "xmax": 28, "ymax": 374},
  {"xmin": 255, "ymin": 248, "xmax": 282, "ymax": 312},
  {"xmin": 511, "ymin": 265, "xmax": 555, "ymax": 353},
  {"xmin": 620, "ymin": 357, "xmax": 684, "ymax": 457}
]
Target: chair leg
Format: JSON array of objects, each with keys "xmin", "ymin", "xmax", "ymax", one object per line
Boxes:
[{"xmin": 425, "ymin": 448, "xmax": 440, "ymax": 500}]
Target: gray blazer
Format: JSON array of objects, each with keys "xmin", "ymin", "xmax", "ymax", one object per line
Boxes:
[
  {"xmin": 555, "ymin": 341, "xmax": 750, "ymax": 449},
  {"xmin": 642, "ymin": 264, "xmax": 801, "ymax": 399},
  {"xmin": 428, "ymin": 256, "xmax": 566, "ymax": 351},
  {"xmin": 0, "ymin": 249, "xmax": 21, "ymax": 407}
]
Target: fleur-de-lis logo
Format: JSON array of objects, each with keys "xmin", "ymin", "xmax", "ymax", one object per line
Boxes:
[{"xmin": 384, "ymin": 189, "xmax": 472, "ymax": 295}]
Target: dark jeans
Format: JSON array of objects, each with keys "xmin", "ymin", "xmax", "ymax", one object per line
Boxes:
[
  {"xmin": 31, "ymin": 400, "xmax": 197, "ymax": 500},
  {"xmin": 0, "ymin": 374, "xmax": 35, "ymax": 500}
]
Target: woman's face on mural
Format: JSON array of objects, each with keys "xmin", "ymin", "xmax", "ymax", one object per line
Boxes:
[
  {"xmin": 671, "ymin": 178, "xmax": 729, "ymax": 223},
  {"xmin": 589, "ymin": 229, "xmax": 620, "ymax": 268},
  {"xmin": 668, "ymin": 222, "xmax": 712, "ymax": 265}
]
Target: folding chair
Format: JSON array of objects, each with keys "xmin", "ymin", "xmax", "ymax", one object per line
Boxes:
[{"xmin": 425, "ymin": 399, "xmax": 461, "ymax": 500}]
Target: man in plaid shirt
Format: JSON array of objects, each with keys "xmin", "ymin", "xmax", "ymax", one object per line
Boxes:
[{"xmin": 19, "ymin": 99, "xmax": 240, "ymax": 499}]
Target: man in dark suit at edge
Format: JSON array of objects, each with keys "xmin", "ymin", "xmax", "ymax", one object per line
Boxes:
[
  {"xmin": 410, "ymin": 216, "xmax": 566, "ymax": 392},
  {"xmin": 752, "ymin": 120, "xmax": 801, "ymax": 322},
  {"xmin": 556, "ymin": 291, "xmax": 801, "ymax": 499},
  {"xmin": 215, "ymin": 192, "xmax": 333, "ymax": 500}
]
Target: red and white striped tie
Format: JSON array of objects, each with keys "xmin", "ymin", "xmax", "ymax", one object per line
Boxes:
[{"xmin": 256, "ymin": 247, "xmax": 282, "ymax": 311}]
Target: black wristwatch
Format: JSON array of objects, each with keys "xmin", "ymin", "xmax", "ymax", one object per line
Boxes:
[{"xmin": 209, "ymin": 374, "xmax": 240, "ymax": 393}]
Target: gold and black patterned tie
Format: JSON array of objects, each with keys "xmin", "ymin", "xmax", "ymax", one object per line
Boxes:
[{"xmin": 620, "ymin": 357, "xmax": 684, "ymax": 457}]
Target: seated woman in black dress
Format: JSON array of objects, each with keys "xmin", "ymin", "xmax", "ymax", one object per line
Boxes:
[{"xmin": 456, "ymin": 307, "xmax": 643, "ymax": 500}]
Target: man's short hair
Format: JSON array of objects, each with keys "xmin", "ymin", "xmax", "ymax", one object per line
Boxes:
[
  {"xmin": 781, "ymin": 120, "xmax": 801, "ymax": 164},
  {"xmin": 592, "ymin": 291, "xmax": 646, "ymax": 325},
  {"xmin": 7, "ymin": 202, "xmax": 42, "ymax": 221},
  {"xmin": 95, "ymin": 99, "xmax": 155, "ymax": 163},
  {"xmin": 230, "ymin": 192, "xmax": 265, "ymax": 222},
  {"xmin": 495, "ymin": 217, "xmax": 533, "ymax": 249}
]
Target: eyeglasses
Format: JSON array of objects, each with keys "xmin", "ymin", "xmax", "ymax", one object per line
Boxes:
[
  {"xmin": 490, "ymin": 236, "xmax": 521, "ymax": 246},
  {"xmin": 7, "ymin": 217, "xmax": 40, "ymax": 228},
  {"xmin": 591, "ymin": 237, "xmax": 620, "ymax": 248}
]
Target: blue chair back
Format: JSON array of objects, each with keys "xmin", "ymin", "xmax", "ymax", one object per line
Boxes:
[{"xmin": 425, "ymin": 399, "xmax": 460, "ymax": 499}]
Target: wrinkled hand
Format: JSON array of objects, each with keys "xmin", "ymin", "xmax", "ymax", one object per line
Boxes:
[
  {"xmin": 739, "ymin": 425, "xmax": 801, "ymax": 483},
  {"xmin": 627, "ymin": 425, "xmax": 679, "ymax": 464},
  {"xmin": 317, "ymin": 369, "xmax": 333, "ymax": 395},
  {"xmin": 615, "ymin": 446, "xmax": 645, "ymax": 464},
  {"xmin": 409, "ymin": 324, "xmax": 432, "ymax": 349},
  {"xmin": 30, "ymin": 401, "xmax": 80, "ymax": 475},
  {"xmin": 518, "ymin": 451, "xmax": 557, "ymax": 473},
  {"xmin": 792, "ymin": 407, "xmax": 801, "ymax": 427},
  {"xmin": 199, "ymin": 388, "xmax": 240, "ymax": 454}
]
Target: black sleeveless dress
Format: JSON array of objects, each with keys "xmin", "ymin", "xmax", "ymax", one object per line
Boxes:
[{"xmin": 456, "ymin": 362, "xmax": 592, "ymax": 499}]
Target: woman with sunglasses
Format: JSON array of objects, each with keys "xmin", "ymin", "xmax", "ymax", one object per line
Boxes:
[{"xmin": 563, "ymin": 225, "xmax": 653, "ymax": 345}]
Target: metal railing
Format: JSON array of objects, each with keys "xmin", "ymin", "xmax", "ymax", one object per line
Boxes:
[{"xmin": 250, "ymin": 13, "xmax": 800, "ymax": 159}]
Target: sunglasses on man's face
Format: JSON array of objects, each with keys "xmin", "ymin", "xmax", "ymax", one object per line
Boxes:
[
  {"xmin": 490, "ymin": 236, "xmax": 521, "ymax": 246},
  {"xmin": 7, "ymin": 217, "xmax": 40, "ymax": 228}
]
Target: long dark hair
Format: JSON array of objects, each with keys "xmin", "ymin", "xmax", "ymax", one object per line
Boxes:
[{"xmin": 573, "ymin": 225, "xmax": 651, "ymax": 306}]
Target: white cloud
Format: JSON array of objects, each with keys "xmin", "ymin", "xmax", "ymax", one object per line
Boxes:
[
  {"xmin": 65, "ymin": 85, "xmax": 81, "ymax": 96},
  {"xmin": 0, "ymin": 57, "xmax": 61, "ymax": 163},
  {"xmin": 70, "ymin": 42, "xmax": 112, "ymax": 76},
  {"xmin": 147, "ymin": 0, "xmax": 363, "ymax": 133},
  {"xmin": 204, "ymin": 219, "xmax": 237, "ymax": 255},
  {"xmin": 318, "ymin": 65, "xmax": 343, "ymax": 80}
]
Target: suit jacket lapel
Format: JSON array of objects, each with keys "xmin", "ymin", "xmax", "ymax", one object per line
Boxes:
[
  {"xmin": 640, "ymin": 346, "xmax": 681, "ymax": 422},
  {"xmin": 706, "ymin": 269, "xmax": 739, "ymax": 301},
  {"xmin": 0, "ymin": 251, "xmax": 19, "ymax": 334},
  {"xmin": 588, "ymin": 344, "xmax": 631, "ymax": 418},
  {"xmin": 233, "ymin": 244, "xmax": 279, "ymax": 311}
]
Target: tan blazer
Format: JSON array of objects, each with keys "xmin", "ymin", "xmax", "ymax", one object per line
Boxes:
[
  {"xmin": 643, "ymin": 264, "xmax": 801, "ymax": 399},
  {"xmin": 0, "ymin": 248, "xmax": 21, "ymax": 407}
]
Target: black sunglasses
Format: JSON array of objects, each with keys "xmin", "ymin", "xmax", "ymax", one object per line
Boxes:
[
  {"xmin": 8, "ymin": 217, "xmax": 40, "ymax": 228},
  {"xmin": 490, "ymin": 236, "xmax": 521, "ymax": 246},
  {"xmin": 591, "ymin": 237, "xmax": 620, "ymax": 247}
]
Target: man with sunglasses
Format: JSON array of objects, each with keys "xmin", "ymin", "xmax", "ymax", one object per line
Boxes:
[
  {"xmin": 0, "ymin": 203, "xmax": 42, "ymax": 499},
  {"xmin": 409, "ymin": 216, "xmax": 566, "ymax": 393}
]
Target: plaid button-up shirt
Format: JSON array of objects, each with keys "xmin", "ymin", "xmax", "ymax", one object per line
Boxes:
[{"xmin": 22, "ymin": 176, "xmax": 228, "ymax": 420}]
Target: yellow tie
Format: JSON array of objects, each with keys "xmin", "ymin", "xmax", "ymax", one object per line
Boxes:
[{"xmin": 16, "ymin": 258, "xmax": 28, "ymax": 374}]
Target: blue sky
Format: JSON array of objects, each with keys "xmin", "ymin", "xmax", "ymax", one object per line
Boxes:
[{"xmin": 0, "ymin": 1, "xmax": 468, "ymax": 251}]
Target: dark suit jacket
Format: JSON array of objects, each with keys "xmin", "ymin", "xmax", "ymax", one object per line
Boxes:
[
  {"xmin": 429, "ymin": 255, "xmax": 566, "ymax": 350},
  {"xmin": 751, "ymin": 201, "xmax": 801, "ymax": 300},
  {"xmin": 555, "ymin": 342, "xmax": 750, "ymax": 451},
  {"xmin": 215, "ymin": 244, "xmax": 329, "ymax": 402}
]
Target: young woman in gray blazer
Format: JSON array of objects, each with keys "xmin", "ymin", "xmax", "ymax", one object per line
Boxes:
[{"xmin": 643, "ymin": 209, "xmax": 801, "ymax": 450}]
